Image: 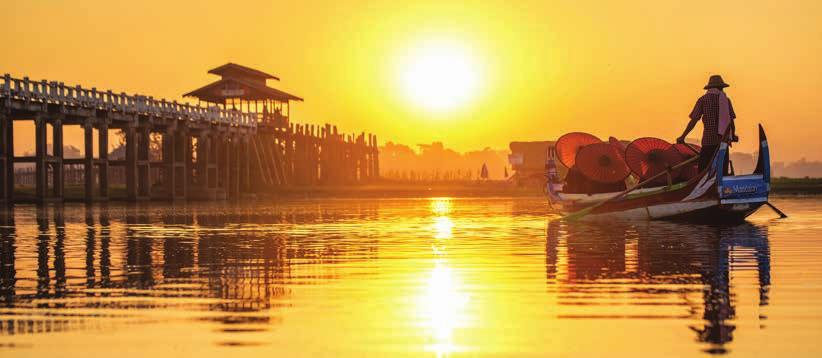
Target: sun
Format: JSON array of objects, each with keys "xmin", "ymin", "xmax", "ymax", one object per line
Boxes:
[{"xmin": 400, "ymin": 41, "xmax": 480, "ymax": 112}]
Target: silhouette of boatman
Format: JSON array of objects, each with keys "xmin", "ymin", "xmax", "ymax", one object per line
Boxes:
[{"xmin": 677, "ymin": 75, "xmax": 738, "ymax": 173}]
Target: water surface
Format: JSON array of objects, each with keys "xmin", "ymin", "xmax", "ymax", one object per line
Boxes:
[{"xmin": 1, "ymin": 196, "xmax": 821, "ymax": 357}]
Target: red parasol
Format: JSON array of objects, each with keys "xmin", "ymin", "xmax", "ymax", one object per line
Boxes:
[
  {"xmin": 625, "ymin": 137, "xmax": 684, "ymax": 180},
  {"xmin": 670, "ymin": 143, "xmax": 702, "ymax": 180},
  {"xmin": 608, "ymin": 137, "xmax": 627, "ymax": 161},
  {"xmin": 556, "ymin": 132, "xmax": 601, "ymax": 168},
  {"xmin": 575, "ymin": 142, "xmax": 631, "ymax": 183}
]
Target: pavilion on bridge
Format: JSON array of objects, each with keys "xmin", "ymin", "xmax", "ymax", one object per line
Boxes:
[{"xmin": 183, "ymin": 63, "xmax": 303, "ymax": 127}]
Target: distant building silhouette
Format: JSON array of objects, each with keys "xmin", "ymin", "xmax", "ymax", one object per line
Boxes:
[{"xmin": 508, "ymin": 141, "xmax": 556, "ymax": 187}]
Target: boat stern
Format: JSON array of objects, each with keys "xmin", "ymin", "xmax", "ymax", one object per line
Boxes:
[{"xmin": 717, "ymin": 124, "xmax": 771, "ymax": 216}]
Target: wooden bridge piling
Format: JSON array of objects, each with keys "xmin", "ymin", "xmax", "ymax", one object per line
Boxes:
[
  {"xmin": 82, "ymin": 120, "xmax": 94, "ymax": 202},
  {"xmin": 124, "ymin": 123, "xmax": 138, "ymax": 200},
  {"xmin": 2, "ymin": 113, "xmax": 12, "ymax": 201},
  {"xmin": 172, "ymin": 129, "xmax": 188, "ymax": 200},
  {"xmin": 97, "ymin": 121, "xmax": 109, "ymax": 200}
]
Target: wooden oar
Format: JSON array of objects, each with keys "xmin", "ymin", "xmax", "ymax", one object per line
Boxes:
[
  {"xmin": 563, "ymin": 154, "xmax": 702, "ymax": 220},
  {"xmin": 765, "ymin": 202, "xmax": 788, "ymax": 218}
]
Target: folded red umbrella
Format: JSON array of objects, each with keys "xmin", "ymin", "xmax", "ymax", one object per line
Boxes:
[
  {"xmin": 625, "ymin": 137, "xmax": 683, "ymax": 181},
  {"xmin": 556, "ymin": 132, "xmax": 601, "ymax": 168},
  {"xmin": 608, "ymin": 137, "xmax": 627, "ymax": 161},
  {"xmin": 575, "ymin": 142, "xmax": 631, "ymax": 183}
]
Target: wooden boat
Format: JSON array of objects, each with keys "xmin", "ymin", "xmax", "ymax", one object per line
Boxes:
[{"xmin": 546, "ymin": 125, "xmax": 772, "ymax": 222}]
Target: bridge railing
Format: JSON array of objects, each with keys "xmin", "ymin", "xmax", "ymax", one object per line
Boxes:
[{"xmin": 1, "ymin": 74, "xmax": 257, "ymax": 129}]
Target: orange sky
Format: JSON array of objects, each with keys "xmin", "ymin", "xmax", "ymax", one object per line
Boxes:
[{"xmin": 2, "ymin": 0, "xmax": 821, "ymax": 161}]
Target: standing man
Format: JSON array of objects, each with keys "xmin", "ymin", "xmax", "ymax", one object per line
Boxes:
[{"xmin": 677, "ymin": 75, "xmax": 737, "ymax": 172}]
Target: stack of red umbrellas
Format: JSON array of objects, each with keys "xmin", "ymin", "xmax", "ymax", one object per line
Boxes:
[{"xmin": 555, "ymin": 132, "xmax": 701, "ymax": 185}]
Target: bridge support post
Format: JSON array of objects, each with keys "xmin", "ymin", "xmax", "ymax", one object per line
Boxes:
[
  {"xmin": 52, "ymin": 116, "xmax": 64, "ymax": 199},
  {"xmin": 323, "ymin": 127, "xmax": 330, "ymax": 183},
  {"xmin": 240, "ymin": 136, "xmax": 251, "ymax": 194},
  {"xmin": 293, "ymin": 126, "xmax": 302, "ymax": 185},
  {"xmin": 206, "ymin": 134, "xmax": 218, "ymax": 193},
  {"xmin": 162, "ymin": 128, "xmax": 176, "ymax": 199},
  {"xmin": 372, "ymin": 135, "xmax": 379, "ymax": 180},
  {"xmin": 229, "ymin": 136, "xmax": 240, "ymax": 199},
  {"xmin": 34, "ymin": 115, "xmax": 48, "ymax": 202},
  {"xmin": 217, "ymin": 135, "xmax": 230, "ymax": 199},
  {"xmin": 0, "ymin": 114, "xmax": 11, "ymax": 203},
  {"xmin": 124, "ymin": 124, "xmax": 138, "ymax": 201},
  {"xmin": 137, "ymin": 126, "xmax": 151, "ymax": 199},
  {"xmin": 361, "ymin": 134, "xmax": 370, "ymax": 181},
  {"xmin": 83, "ymin": 120, "xmax": 94, "ymax": 203},
  {"xmin": 173, "ymin": 130, "xmax": 188, "ymax": 200},
  {"xmin": 97, "ymin": 122, "xmax": 109, "ymax": 200},
  {"xmin": 285, "ymin": 126, "xmax": 293, "ymax": 184},
  {"xmin": 190, "ymin": 133, "xmax": 211, "ymax": 200}
]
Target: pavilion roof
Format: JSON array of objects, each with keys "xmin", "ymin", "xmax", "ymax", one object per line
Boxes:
[
  {"xmin": 183, "ymin": 77, "xmax": 304, "ymax": 103},
  {"xmin": 208, "ymin": 62, "xmax": 280, "ymax": 81}
]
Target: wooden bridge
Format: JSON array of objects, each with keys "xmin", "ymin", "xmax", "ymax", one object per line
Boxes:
[{"xmin": 0, "ymin": 64, "xmax": 379, "ymax": 203}]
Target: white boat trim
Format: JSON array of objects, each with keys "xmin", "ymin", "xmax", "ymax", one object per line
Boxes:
[
  {"xmin": 648, "ymin": 200, "xmax": 716, "ymax": 219},
  {"xmin": 720, "ymin": 197, "xmax": 768, "ymax": 204},
  {"xmin": 573, "ymin": 200, "xmax": 718, "ymax": 221},
  {"xmin": 553, "ymin": 186, "xmax": 671, "ymax": 204},
  {"xmin": 723, "ymin": 174, "xmax": 764, "ymax": 181}
]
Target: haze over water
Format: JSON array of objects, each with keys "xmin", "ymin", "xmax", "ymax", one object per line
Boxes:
[{"xmin": 0, "ymin": 197, "xmax": 820, "ymax": 357}]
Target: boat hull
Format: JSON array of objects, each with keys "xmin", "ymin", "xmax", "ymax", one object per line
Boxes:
[{"xmin": 561, "ymin": 199, "xmax": 765, "ymax": 222}]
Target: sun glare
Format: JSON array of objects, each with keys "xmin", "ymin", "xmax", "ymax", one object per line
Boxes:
[{"xmin": 400, "ymin": 41, "xmax": 480, "ymax": 112}]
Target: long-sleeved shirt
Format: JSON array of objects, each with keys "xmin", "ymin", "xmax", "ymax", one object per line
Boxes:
[{"xmin": 688, "ymin": 93, "xmax": 736, "ymax": 146}]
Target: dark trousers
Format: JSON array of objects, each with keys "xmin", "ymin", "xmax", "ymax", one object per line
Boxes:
[{"xmin": 698, "ymin": 144, "xmax": 730, "ymax": 174}]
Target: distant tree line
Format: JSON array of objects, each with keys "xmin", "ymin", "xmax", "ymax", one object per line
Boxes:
[
  {"xmin": 381, "ymin": 168, "xmax": 490, "ymax": 182},
  {"xmin": 379, "ymin": 141, "xmax": 509, "ymax": 181}
]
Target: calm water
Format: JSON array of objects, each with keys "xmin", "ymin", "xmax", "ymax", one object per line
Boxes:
[{"xmin": 0, "ymin": 196, "xmax": 821, "ymax": 357}]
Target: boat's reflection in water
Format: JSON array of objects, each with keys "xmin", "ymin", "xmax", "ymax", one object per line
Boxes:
[{"xmin": 546, "ymin": 219, "xmax": 771, "ymax": 354}]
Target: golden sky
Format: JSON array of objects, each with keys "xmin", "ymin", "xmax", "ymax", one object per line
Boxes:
[{"xmin": 2, "ymin": 0, "xmax": 821, "ymax": 161}]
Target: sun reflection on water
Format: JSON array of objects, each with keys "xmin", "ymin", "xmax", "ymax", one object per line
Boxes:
[
  {"xmin": 430, "ymin": 198, "xmax": 454, "ymax": 251},
  {"xmin": 420, "ymin": 197, "xmax": 469, "ymax": 356},
  {"xmin": 419, "ymin": 263, "xmax": 469, "ymax": 356},
  {"xmin": 433, "ymin": 217, "xmax": 454, "ymax": 240},
  {"xmin": 430, "ymin": 197, "xmax": 453, "ymax": 216}
]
